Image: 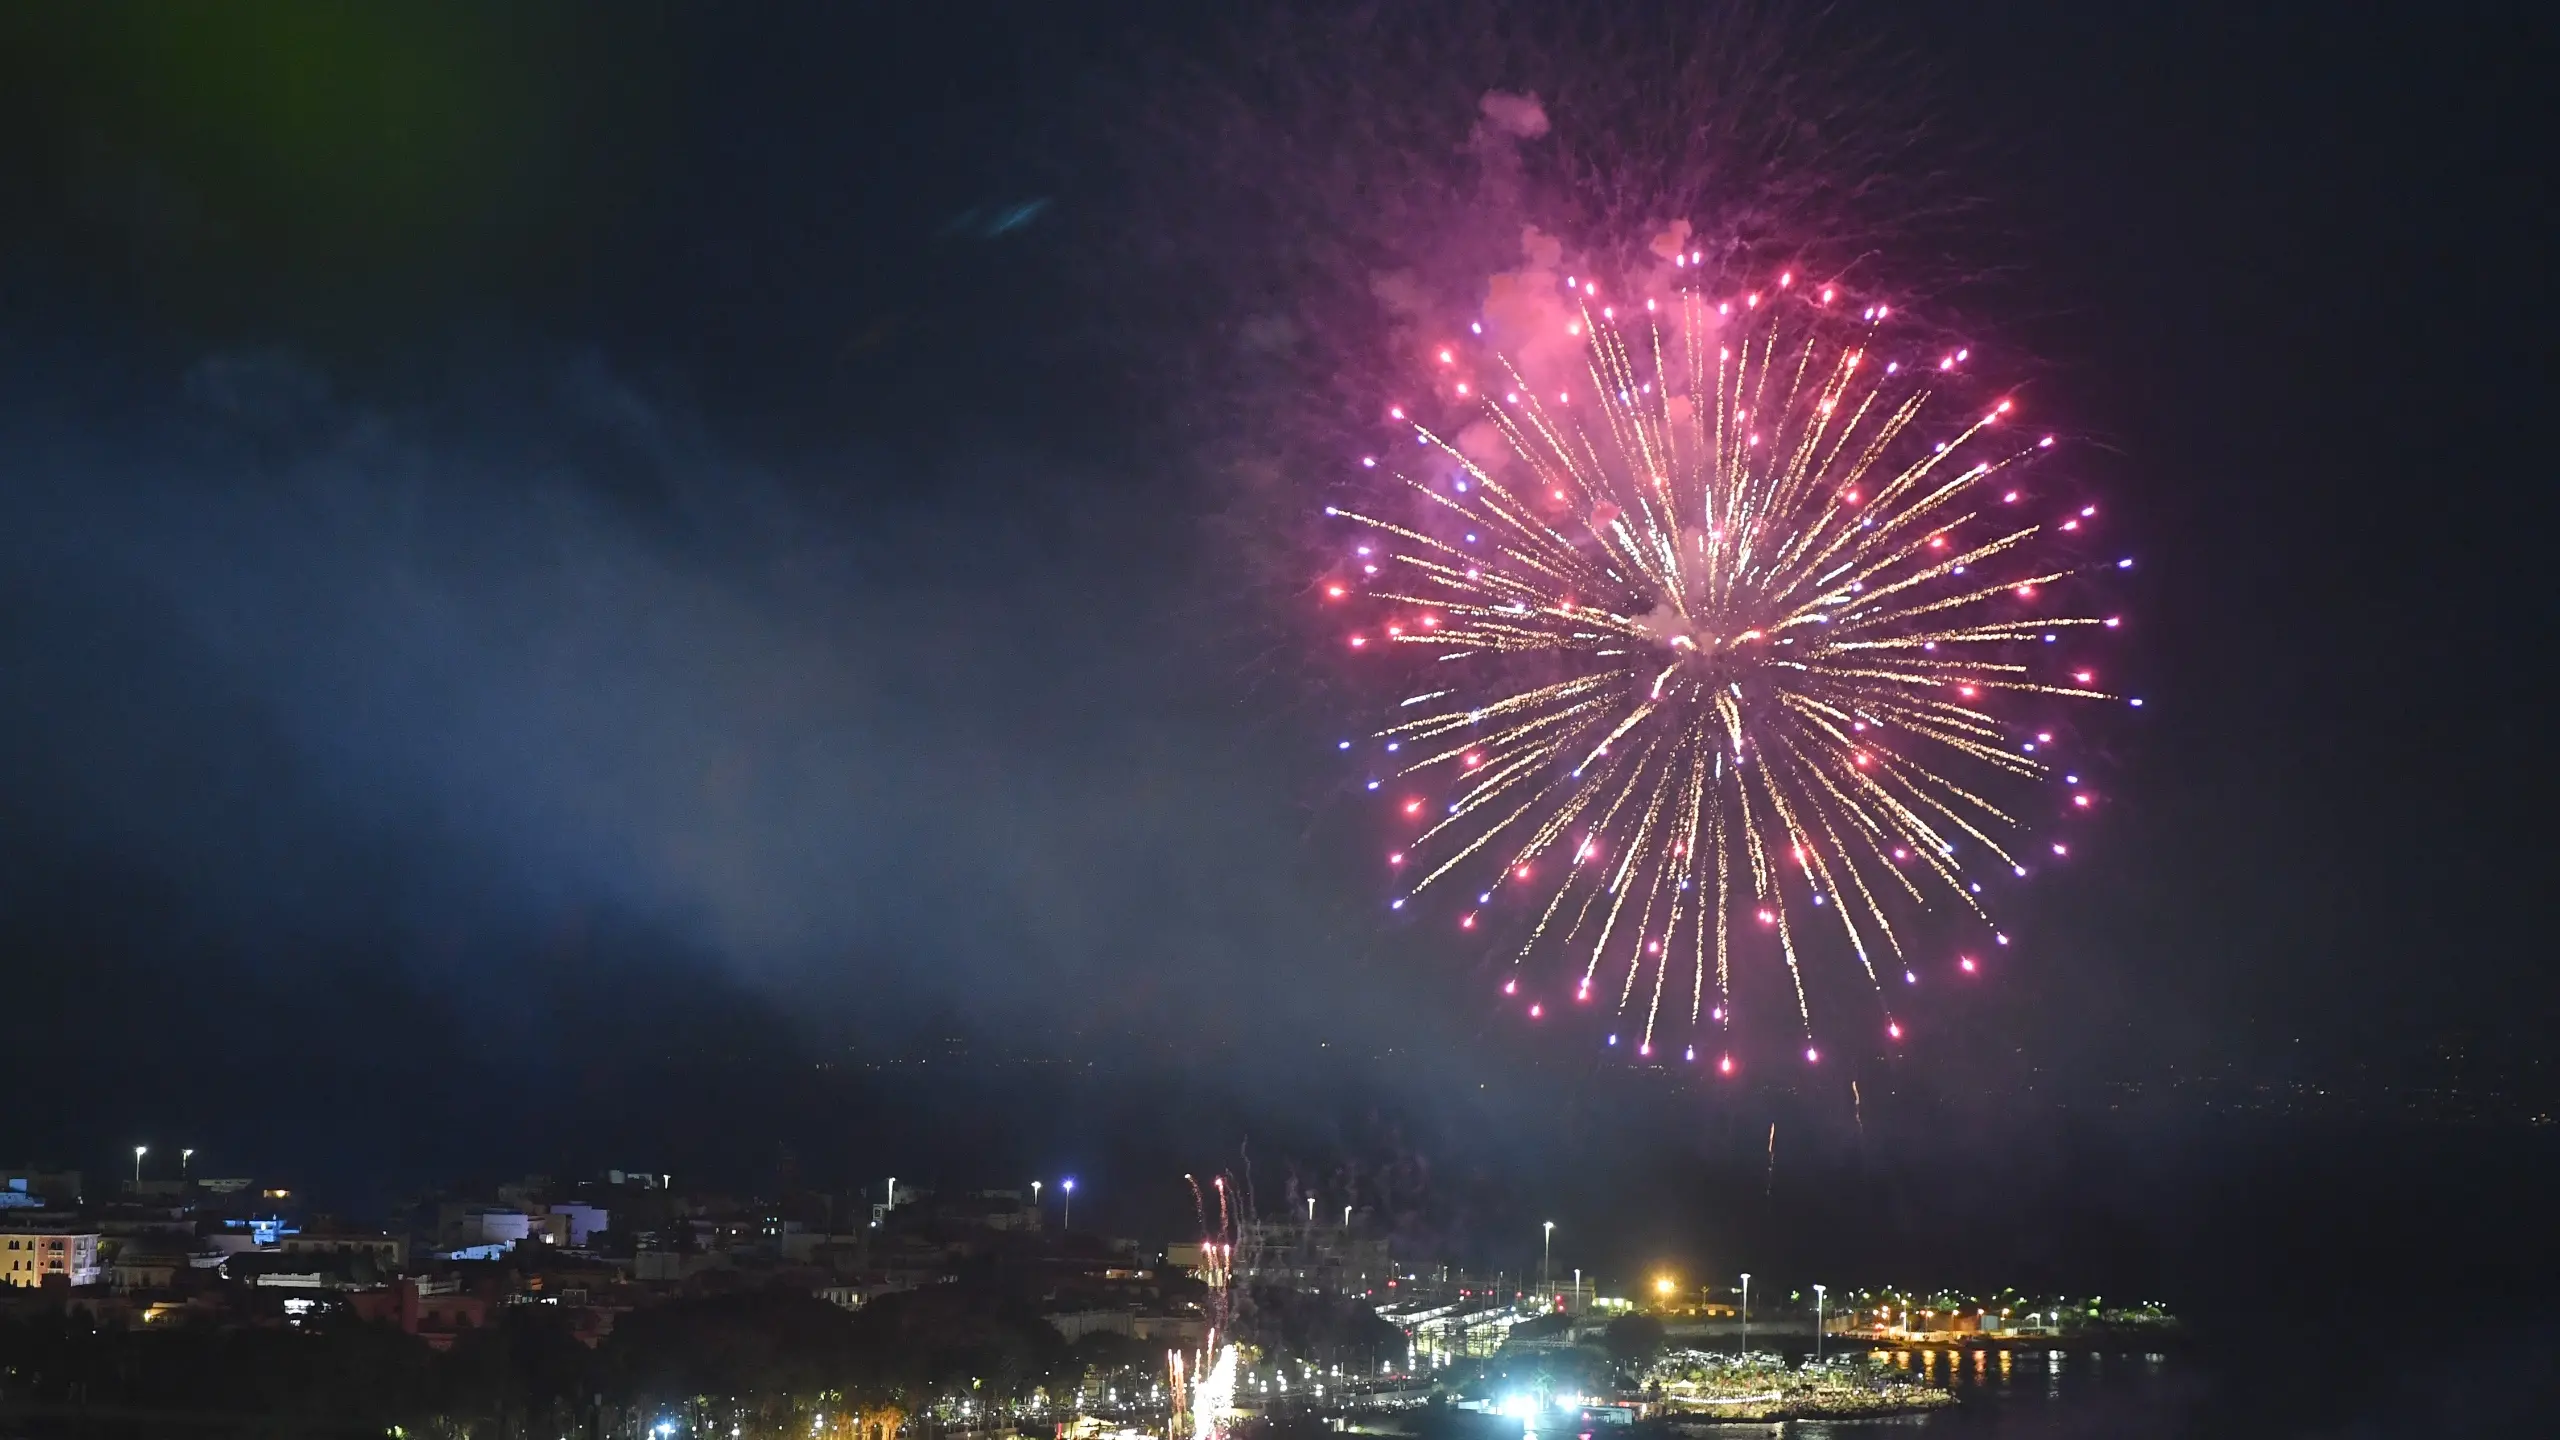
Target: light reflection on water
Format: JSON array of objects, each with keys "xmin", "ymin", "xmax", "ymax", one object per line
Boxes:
[{"xmin": 1781, "ymin": 1348, "xmax": 2190, "ymax": 1438}]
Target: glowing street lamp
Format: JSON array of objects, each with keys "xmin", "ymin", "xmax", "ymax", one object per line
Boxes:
[
  {"xmin": 1813, "ymin": 1285, "xmax": 1828, "ymax": 1363},
  {"xmin": 1739, "ymin": 1273, "xmax": 1752, "ymax": 1356},
  {"xmin": 181, "ymin": 1148, "xmax": 195, "ymax": 1180},
  {"xmin": 1061, "ymin": 1177, "xmax": 1076, "ymax": 1230},
  {"xmin": 1542, "ymin": 1221, "xmax": 1555, "ymax": 1302},
  {"xmin": 133, "ymin": 1146, "xmax": 147, "ymax": 1187}
]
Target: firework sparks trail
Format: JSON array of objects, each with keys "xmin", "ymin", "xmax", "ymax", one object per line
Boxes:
[
  {"xmin": 1328, "ymin": 261, "xmax": 2133, "ymax": 1063},
  {"xmin": 1172, "ymin": 1174, "xmax": 1241, "ymax": 1440}
]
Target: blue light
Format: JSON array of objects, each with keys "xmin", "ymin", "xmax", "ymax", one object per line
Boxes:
[
  {"xmin": 1338, "ymin": 740, "xmax": 1352, "ymax": 750},
  {"xmin": 1366, "ymin": 779, "xmax": 1380, "ymax": 790},
  {"xmin": 2118, "ymin": 557, "xmax": 2134, "ymax": 568},
  {"xmin": 1607, "ymin": 1034, "xmax": 1619, "ymax": 1046},
  {"xmin": 1390, "ymin": 899, "xmax": 1405, "ymax": 910}
]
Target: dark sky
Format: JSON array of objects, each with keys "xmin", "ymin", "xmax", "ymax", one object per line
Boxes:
[{"xmin": 0, "ymin": 1, "xmax": 2552, "ymax": 1379}]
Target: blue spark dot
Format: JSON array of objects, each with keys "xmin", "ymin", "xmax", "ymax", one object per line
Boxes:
[
  {"xmin": 1454, "ymin": 479, "xmax": 1469, "ymax": 491},
  {"xmin": 1478, "ymin": 893, "xmax": 1491, "ymax": 904},
  {"xmin": 1466, "ymin": 533, "xmax": 1479, "ymax": 543},
  {"xmin": 1385, "ymin": 742, "xmax": 1400, "ymax": 752},
  {"xmin": 1904, "ymin": 970, "xmax": 1918, "ymax": 984},
  {"xmin": 2065, "ymin": 774, "xmax": 2079, "ymax": 784},
  {"xmin": 2022, "ymin": 743, "xmax": 2037, "ymax": 752},
  {"xmin": 1338, "ymin": 740, "xmax": 1352, "ymax": 750},
  {"xmin": 1365, "ymin": 780, "xmax": 1380, "ymax": 791},
  {"xmin": 1390, "ymin": 898, "xmax": 1404, "ymax": 910},
  {"xmin": 1324, "ymin": 507, "xmax": 1340, "ymax": 516},
  {"xmin": 2129, "ymin": 697, "xmax": 2144, "ymax": 707},
  {"xmin": 2117, "ymin": 557, "xmax": 2134, "ymax": 569},
  {"xmin": 1607, "ymin": 1035, "xmax": 1619, "ymax": 1046},
  {"xmin": 2013, "ymin": 865, "xmax": 2028, "ymax": 877}
]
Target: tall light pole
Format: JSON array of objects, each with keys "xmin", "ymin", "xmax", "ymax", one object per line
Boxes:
[
  {"xmin": 1031, "ymin": 1179, "xmax": 1042, "ymax": 1212},
  {"xmin": 181, "ymin": 1149, "xmax": 195, "ymax": 1181},
  {"xmin": 133, "ymin": 1146, "xmax": 147, "ymax": 1187},
  {"xmin": 1812, "ymin": 1285, "xmax": 1827, "ymax": 1364},
  {"xmin": 1541, "ymin": 1221, "xmax": 1555, "ymax": 1305},
  {"xmin": 1307, "ymin": 1196, "xmax": 1317, "ymax": 1223},
  {"xmin": 1342, "ymin": 1204, "xmax": 1352, "ymax": 1229},
  {"xmin": 1739, "ymin": 1273, "xmax": 1751, "ymax": 1357},
  {"xmin": 1061, "ymin": 1177, "xmax": 1076, "ymax": 1230}
]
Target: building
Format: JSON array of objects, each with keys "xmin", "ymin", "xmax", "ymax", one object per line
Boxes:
[
  {"xmin": 280, "ymin": 1231, "xmax": 409, "ymax": 1269},
  {"xmin": 2, "ymin": 1226, "xmax": 103, "ymax": 1288}
]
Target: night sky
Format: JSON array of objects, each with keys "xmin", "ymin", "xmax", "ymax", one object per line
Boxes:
[{"xmin": 0, "ymin": 3, "xmax": 2552, "ymax": 1420}]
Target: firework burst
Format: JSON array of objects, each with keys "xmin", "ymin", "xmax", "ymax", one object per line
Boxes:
[{"xmin": 1326, "ymin": 257, "xmax": 2133, "ymax": 1065}]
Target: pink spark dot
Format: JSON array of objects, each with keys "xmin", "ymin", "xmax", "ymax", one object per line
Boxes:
[
  {"xmin": 1638, "ymin": 1042, "xmax": 1651, "ymax": 1056},
  {"xmin": 1325, "ymin": 585, "xmax": 1344, "ymax": 599},
  {"xmin": 1388, "ymin": 853, "xmax": 1405, "ymax": 865},
  {"xmin": 1887, "ymin": 1021, "xmax": 1903, "ymax": 1040},
  {"xmin": 1602, "ymin": 306, "xmax": 1613, "ymax": 319},
  {"xmin": 1820, "ymin": 286, "xmax": 1835, "ymax": 303},
  {"xmin": 1420, "ymin": 615, "xmax": 1439, "ymax": 628},
  {"xmin": 1360, "ymin": 456, "xmax": 1376, "ymax": 468},
  {"xmin": 1502, "ymin": 978, "xmax": 1516, "ymax": 994},
  {"xmin": 1893, "ymin": 848, "xmax": 1909, "ymax": 860},
  {"xmin": 1438, "ymin": 350, "xmax": 1453, "ymax": 364},
  {"xmin": 2105, "ymin": 617, "xmax": 2121, "ymax": 628},
  {"xmin": 2074, "ymin": 794, "xmax": 2091, "ymax": 807},
  {"xmin": 1386, "ymin": 625, "xmax": 1403, "ymax": 637},
  {"xmin": 1463, "ymin": 752, "xmax": 1482, "ymax": 767},
  {"xmin": 1997, "ymin": 400, "xmax": 2013, "ymax": 413},
  {"xmin": 2041, "ymin": 435, "xmax": 2056, "ymax": 447},
  {"xmin": 1958, "ymin": 685, "xmax": 1978, "ymax": 698},
  {"xmin": 1460, "ymin": 913, "xmax": 1476, "ymax": 930},
  {"xmin": 2074, "ymin": 670, "xmax": 2093, "ymax": 683},
  {"xmin": 1349, "ymin": 636, "xmax": 1367, "ymax": 648},
  {"xmin": 1719, "ymin": 1055, "xmax": 1735, "ymax": 1075},
  {"xmin": 1507, "ymin": 392, "xmax": 1520, "ymax": 403},
  {"xmin": 1960, "ymin": 956, "xmax": 1978, "ymax": 973},
  {"xmin": 1804, "ymin": 1047, "xmax": 1820, "ymax": 1063},
  {"xmin": 2052, "ymin": 843, "xmax": 2068, "ymax": 856},
  {"xmin": 1780, "ymin": 271, "xmax": 1794, "ymax": 287},
  {"xmin": 1389, "ymin": 407, "xmax": 1404, "ymax": 420},
  {"xmin": 1647, "ymin": 940, "xmax": 1661, "ymax": 956},
  {"xmin": 1757, "ymin": 909, "xmax": 1775, "ymax": 925},
  {"xmin": 1941, "ymin": 357, "xmax": 1955, "ymax": 371},
  {"xmin": 1402, "ymin": 799, "xmax": 1423, "ymax": 816},
  {"xmin": 2005, "ymin": 491, "xmax": 2020, "ymax": 503},
  {"xmin": 1455, "ymin": 383, "xmax": 1469, "ymax": 395},
  {"xmin": 2017, "ymin": 585, "xmax": 2036, "ymax": 598},
  {"xmin": 1567, "ymin": 323, "xmax": 1581, "ymax": 336},
  {"xmin": 1515, "ymin": 865, "xmax": 1532, "ymax": 880},
  {"xmin": 1529, "ymin": 1004, "xmax": 1543, "ymax": 1018}
]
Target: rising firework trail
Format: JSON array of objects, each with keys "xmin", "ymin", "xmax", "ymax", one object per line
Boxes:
[{"xmin": 1325, "ymin": 256, "xmax": 2133, "ymax": 1066}]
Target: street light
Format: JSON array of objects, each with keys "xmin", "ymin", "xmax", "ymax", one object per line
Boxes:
[
  {"xmin": 1342, "ymin": 1204, "xmax": 1352, "ymax": 1229},
  {"xmin": 1061, "ymin": 1177, "xmax": 1076, "ymax": 1230},
  {"xmin": 1813, "ymin": 1285, "xmax": 1827, "ymax": 1363},
  {"xmin": 133, "ymin": 1146, "xmax": 147, "ymax": 1187},
  {"xmin": 1031, "ymin": 1179, "xmax": 1042, "ymax": 1211},
  {"xmin": 181, "ymin": 1148, "xmax": 195, "ymax": 1180},
  {"xmin": 1739, "ymin": 1273, "xmax": 1751, "ymax": 1356},
  {"xmin": 1542, "ymin": 1221, "xmax": 1554, "ymax": 1303}
]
